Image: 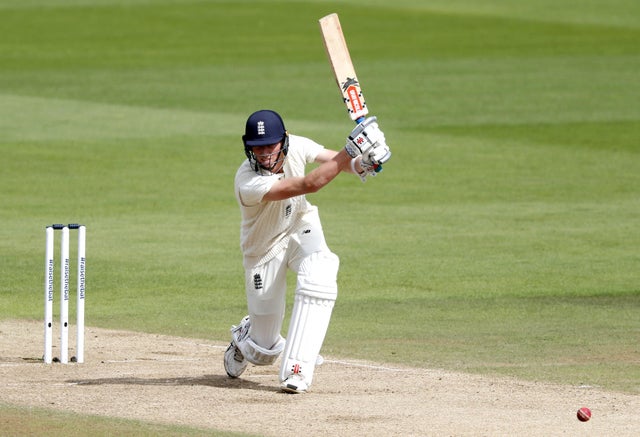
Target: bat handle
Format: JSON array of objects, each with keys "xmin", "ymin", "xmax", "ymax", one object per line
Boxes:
[{"xmin": 355, "ymin": 116, "xmax": 366, "ymax": 124}]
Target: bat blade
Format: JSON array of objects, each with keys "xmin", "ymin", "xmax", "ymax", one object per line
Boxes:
[{"xmin": 319, "ymin": 13, "xmax": 369, "ymax": 122}]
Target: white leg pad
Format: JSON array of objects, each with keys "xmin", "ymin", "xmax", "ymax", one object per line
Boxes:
[
  {"xmin": 238, "ymin": 336, "xmax": 285, "ymax": 365},
  {"xmin": 294, "ymin": 251, "xmax": 339, "ymax": 300},
  {"xmin": 232, "ymin": 316, "xmax": 285, "ymax": 366},
  {"xmin": 279, "ymin": 251, "xmax": 339, "ymax": 387},
  {"xmin": 279, "ymin": 294, "xmax": 335, "ymax": 386}
]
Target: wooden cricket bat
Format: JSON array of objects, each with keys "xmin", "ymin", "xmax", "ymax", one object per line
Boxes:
[{"xmin": 319, "ymin": 13, "xmax": 369, "ymax": 123}]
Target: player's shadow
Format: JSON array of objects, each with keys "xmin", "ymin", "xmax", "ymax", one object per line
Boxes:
[{"xmin": 67, "ymin": 374, "xmax": 275, "ymax": 392}]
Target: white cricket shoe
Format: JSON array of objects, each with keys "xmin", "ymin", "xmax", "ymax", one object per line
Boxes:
[
  {"xmin": 280, "ymin": 373, "xmax": 309, "ymax": 394},
  {"xmin": 224, "ymin": 341, "xmax": 248, "ymax": 378}
]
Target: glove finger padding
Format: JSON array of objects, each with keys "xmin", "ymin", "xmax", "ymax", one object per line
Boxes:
[
  {"xmin": 344, "ymin": 116, "xmax": 384, "ymax": 158},
  {"xmin": 360, "ymin": 153, "xmax": 379, "ymax": 174},
  {"xmin": 368, "ymin": 141, "xmax": 391, "ymax": 165},
  {"xmin": 361, "ymin": 143, "xmax": 391, "ymax": 174}
]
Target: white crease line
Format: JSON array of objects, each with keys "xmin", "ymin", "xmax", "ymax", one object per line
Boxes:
[
  {"xmin": 178, "ymin": 341, "xmax": 408, "ymax": 372},
  {"xmin": 1, "ymin": 357, "xmax": 207, "ymax": 366},
  {"xmin": 178, "ymin": 341, "xmax": 226, "ymax": 350},
  {"xmin": 323, "ymin": 359, "xmax": 405, "ymax": 372},
  {"xmin": 0, "ymin": 361, "xmax": 48, "ymax": 367},
  {"xmin": 101, "ymin": 357, "xmax": 203, "ymax": 363}
]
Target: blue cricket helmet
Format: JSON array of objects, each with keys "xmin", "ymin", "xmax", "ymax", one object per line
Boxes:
[
  {"xmin": 242, "ymin": 109, "xmax": 287, "ymax": 147},
  {"xmin": 242, "ymin": 110, "xmax": 290, "ymax": 174}
]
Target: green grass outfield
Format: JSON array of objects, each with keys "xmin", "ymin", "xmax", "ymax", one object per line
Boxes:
[{"xmin": 1, "ymin": 0, "xmax": 639, "ymax": 432}]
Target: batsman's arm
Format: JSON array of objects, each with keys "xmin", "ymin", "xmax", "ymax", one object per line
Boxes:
[{"xmin": 262, "ymin": 149, "xmax": 352, "ymax": 201}]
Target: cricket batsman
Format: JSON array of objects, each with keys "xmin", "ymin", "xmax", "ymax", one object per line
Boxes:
[{"xmin": 224, "ymin": 109, "xmax": 390, "ymax": 393}]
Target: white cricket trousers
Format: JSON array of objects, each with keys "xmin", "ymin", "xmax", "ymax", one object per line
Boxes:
[{"xmin": 244, "ymin": 208, "xmax": 339, "ymax": 355}]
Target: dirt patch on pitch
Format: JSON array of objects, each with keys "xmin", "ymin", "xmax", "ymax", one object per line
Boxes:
[{"xmin": 1, "ymin": 319, "xmax": 638, "ymax": 436}]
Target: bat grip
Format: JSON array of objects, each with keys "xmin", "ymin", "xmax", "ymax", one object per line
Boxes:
[{"xmin": 355, "ymin": 116, "xmax": 365, "ymax": 124}]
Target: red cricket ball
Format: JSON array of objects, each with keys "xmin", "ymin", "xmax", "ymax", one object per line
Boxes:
[{"xmin": 577, "ymin": 407, "xmax": 591, "ymax": 422}]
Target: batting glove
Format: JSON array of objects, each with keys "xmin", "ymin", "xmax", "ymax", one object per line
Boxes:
[{"xmin": 344, "ymin": 116, "xmax": 386, "ymax": 158}]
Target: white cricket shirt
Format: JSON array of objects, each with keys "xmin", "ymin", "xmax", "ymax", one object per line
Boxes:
[{"xmin": 234, "ymin": 134, "xmax": 324, "ymax": 267}]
